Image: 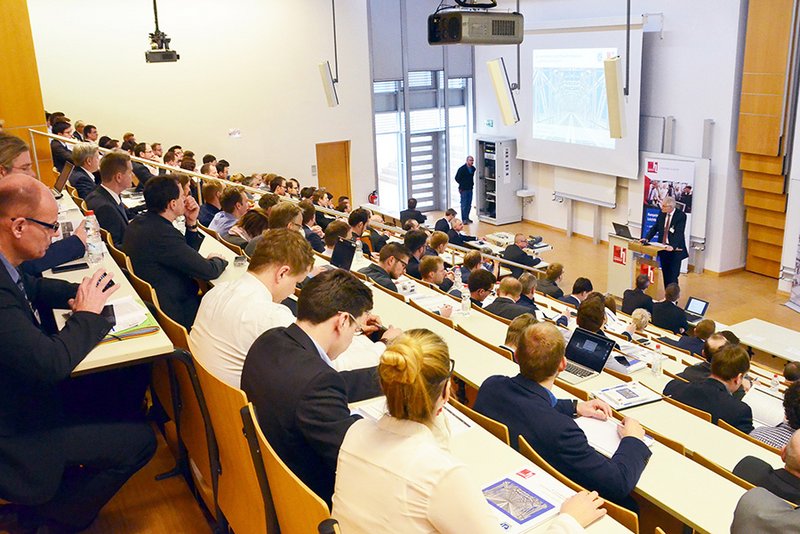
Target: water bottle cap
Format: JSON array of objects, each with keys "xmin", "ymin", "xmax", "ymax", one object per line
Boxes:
[{"xmin": 85, "ymin": 210, "xmax": 94, "ymax": 215}]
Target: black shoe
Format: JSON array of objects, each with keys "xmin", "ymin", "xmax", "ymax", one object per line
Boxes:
[{"xmin": 464, "ymin": 218, "xmax": 474, "ymax": 224}]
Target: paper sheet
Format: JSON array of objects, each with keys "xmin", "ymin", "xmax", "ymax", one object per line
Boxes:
[
  {"xmin": 575, "ymin": 417, "xmax": 654, "ymax": 457},
  {"xmin": 743, "ymin": 386, "xmax": 785, "ymax": 428},
  {"xmin": 108, "ymin": 296, "xmax": 148, "ymax": 333}
]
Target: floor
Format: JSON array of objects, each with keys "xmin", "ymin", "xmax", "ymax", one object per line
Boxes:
[{"xmin": 72, "ymin": 213, "xmax": 800, "ymax": 532}]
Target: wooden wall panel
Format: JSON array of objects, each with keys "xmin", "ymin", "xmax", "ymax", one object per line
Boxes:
[
  {"xmin": 740, "ymin": 92, "xmax": 784, "ymax": 115},
  {"xmin": 745, "ymin": 207, "xmax": 786, "ymax": 229},
  {"xmin": 749, "ymin": 241, "xmax": 783, "ymax": 262},
  {"xmin": 737, "ymin": 115, "xmax": 783, "ymax": 155},
  {"xmin": 739, "ymin": 153, "xmax": 784, "ymax": 175},
  {"xmin": 743, "ymin": 190, "xmax": 788, "ymax": 211},
  {"xmin": 746, "ymin": 253, "xmax": 781, "ymax": 278},
  {"xmin": 742, "ymin": 171, "xmax": 786, "ymax": 194},
  {"xmin": 748, "ymin": 224, "xmax": 785, "ymax": 246}
]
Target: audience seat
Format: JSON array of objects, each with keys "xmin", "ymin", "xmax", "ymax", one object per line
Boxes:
[{"xmin": 449, "ymin": 398, "xmax": 510, "ymax": 446}]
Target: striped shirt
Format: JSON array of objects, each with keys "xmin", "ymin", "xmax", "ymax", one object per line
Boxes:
[{"xmin": 750, "ymin": 421, "xmax": 796, "ymax": 449}]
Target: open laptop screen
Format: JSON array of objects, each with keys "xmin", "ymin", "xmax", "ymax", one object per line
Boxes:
[
  {"xmin": 565, "ymin": 328, "xmax": 616, "ymax": 373},
  {"xmin": 330, "ymin": 238, "xmax": 357, "ymax": 271},
  {"xmin": 685, "ymin": 297, "xmax": 709, "ymax": 316},
  {"xmin": 53, "ymin": 161, "xmax": 74, "ymax": 193}
]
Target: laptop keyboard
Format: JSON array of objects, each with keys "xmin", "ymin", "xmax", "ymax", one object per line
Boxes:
[{"xmin": 565, "ymin": 362, "xmax": 593, "ymax": 378}]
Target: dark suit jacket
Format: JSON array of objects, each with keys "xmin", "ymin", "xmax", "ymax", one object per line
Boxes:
[
  {"xmin": 517, "ymin": 293, "xmax": 538, "ymax": 311},
  {"xmin": 357, "ymin": 263, "xmax": 397, "ymax": 292},
  {"xmin": 368, "ymin": 228, "xmax": 389, "ymax": 253},
  {"xmin": 733, "ymin": 456, "xmax": 800, "ymax": 505},
  {"xmin": 484, "ymin": 296, "xmax": 532, "ymax": 321},
  {"xmin": 675, "ymin": 335, "xmax": 704, "ymax": 357},
  {"xmin": 644, "ymin": 208, "xmax": 689, "ymax": 260},
  {"xmin": 20, "ymin": 236, "xmax": 85, "ymax": 276},
  {"xmin": 123, "ymin": 212, "xmax": 228, "ymax": 329},
  {"xmin": 447, "ymin": 229, "xmax": 476, "ymax": 247},
  {"xmin": 434, "ymin": 218, "xmax": 450, "ymax": 233},
  {"xmin": 132, "ymin": 161, "xmax": 155, "ymax": 191},
  {"xmin": 503, "ymin": 244, "xmax": 541, "ymax": 278},
  {"xmin": 560, "ymin": 295, "xmax": 580, "ymax": 308},
  {"xmin": 406, "ymin": 255, "xmax": 421, "ymax": 279},
  {"xmin": 474, "ymin": 375, "xmax": 651, "ymax": 504},
  {"xmin": 240, "ymin": 324, "xmax": 380, "ymax": 504},
  {"xmin": 537, "ymin": 279, "xmax": 563, "ymax": 300},
  {"xmin": 50, "ymin": 139, "xmax": 72, "ymax": 172},
  {"xmin": 0, "ymin": 265, "xmax": 111, "ymax": 503},
  {"xmin": 400, "ymin": 208, "xmax": 427, "ymax": 224},
  {"xmin": 652, "ymin": 301, "xmax": 689, "ymax": 334},
  {"xmin": 304, "ymin": 225, "xmax": 325, "ymax": 253},
  {"xmin": 85, "ymin": 186, "xmax": 128, "ymax": 247},
  {"xmin": 314, "ymin": 208, "xmax": 334, "ymax": 230},
  {"xmin": 68, "ymin": 166, "xmax": 96, "ymax": 199},
  {"xmin": 663, "ymin": 377, "xmax": 753, "ymax": 433},
  {"xmin": 677, "ymin": 361, "xmax": 711, "ymax": 383},
  {"xmin": 198, "ymin": 203, "xmax": 220, "ymax": 228},
  {"xmin": 621, "ymin": 289, "xmax": 653, "ymax": 315}
]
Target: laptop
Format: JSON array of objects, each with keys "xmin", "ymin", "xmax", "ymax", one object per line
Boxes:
[
  {"xmin": 559, "ymin": 328, "xmax": 617, "ymax": 384},
  {"xmin": 683, "ymin": 297, "xmax": 709, "ymax": 323},
  {"xmin": 52, "ymin": 161, "xmax": 74, "ymax": 198},
  {"xmin": 612, "ymin": 222, "xmax": 634, "ymax": 239},
  {"xmin": 329, "ymin": 238, "xmax": 357, "ymax": 271}
]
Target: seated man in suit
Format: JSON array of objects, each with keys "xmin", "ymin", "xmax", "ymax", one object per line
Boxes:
[
  {"xmin": 503, "ymin": 233, "xmax": 541, "ymax": 278},
  {"xmin": 419, "ymin": 255, "xmax": 454, "ymax": 293},
  {"xmin": 257, "ymin": 191, "xmax": 280, "ymax": 216},
  {"xmin": 0, "ymin": 175, "xmax": 155, "ymax": 532},
  {"xmin": 323, "ymin": 220, "xmax": 352, "ymax": 257},
  {"xmin": 50, "ymin": 121, "xmax": 73, "ymax": 172},
  {"xmin": 399, "ymin": 197, "xmax": 427, "ymax": 224},
  {"xmin": 485, "ymin": 277, "xmax": 531, "ymax": 320},
  {"xmin": 434, "ymin": 208, "xmax": 456, "ymax": 233},
  {"xmin": 621, "ymin": 274, "xmax": 654, "ymax": 315},
  {"xmin": 576, "ymin": 296, "xmax": 617, "ymax": 345},
  {"xmin": 465, "ymin": 268, "xmax": 496, "ymax": 308},
  {"xmin": 358, "ymin": 243, "xmax": 410, "ymax": 292},
  {"xmin": 446, "ymin": 218, "xmax": 476, "ymax": 247},
  {"xmin": 402, "ymin": 219, "xmax": 420, "ymax": 232},
  {"xmin": 68, "ymin": 143, "xmax": 99, "ymax": 199},
  {"xmin": 733, "ymin": 430, "xmax": 800, "ymax": 505},
  {"xmin": 85, "ymin": 151, "xmax": 134, "ymax": 248},
  {"xmin": 501, "ymin": 313, "xmax": 538, "ymax": 360},
  {"xmin": 269, "ymin": 175, "xmax": 287, "ymax": 196},
  {"xmin": 426, "ymin": 230, "xmax": 449, "ymax": 258},
  {"xmin": 750, "ymin": 381, "xmax": 800, "ymax": 450},
  {"xmin": 124, "ymin": 175, "xmax": 228, "ymax": 329},
  {"xmin": 672, "ymin": 319, "xmax": 716, "ymax": 357},
  {"xmin": 0, "ymin": 135, "xmax": 89, "ymax": 275},
  {"xmin": 131, "ymin": 143, "xmax": 156, "ymax": 191},
  {"xmin": 652, "ymin": 283, "xmax": 689, "ymax": 334},
  {"xmin": 517, "ymin": 273, "xmax": 539, "ymax": 311},
  {"xmin": 403, "ymin": 229, "xmax": 428, "ymax": 279},
  {"xmin": 198, "ymin": 182, "xmax": 222, "ymax": 227},
  {"xmin": 456, "ymin": 250, "xmax": 483, "ymax": 286},
  {"xmin": 348, "ymin": 208, "xmax": 370, "ymax": 244},
  {"xmin": 474, "ymin": 322, "xmax": 651, "ymax": 508},
  {"xmin": 537, "ymin": 262, "xmax": 565, "ymax": 299},
  {"xmin": 241, "ymin": 269, "xmax": 383, "ymax": 505},
  {"xmin": 785, "ymin": 361, "xmax": 800, "ymax": 382},
  {"xmin": 299, "ymin": 200, "xmax": 325, "ymax": 253},
  {"xmin": 663, "ymin": 344, "xmax": 754, "ymax": 432},
  {"xmin": 245, "ymin": 202, "xmax": 304, "ymax": 256},
  {"xmin": 312, "ymin": 188, "xmax": 335, "ymax": 230},
  {"xmin": 368, "ymin": 214, "xmax": 389, "ymax": 253},
  {"xmin": 732, "ymin": 487, "xmax": 800, "ymax": 534},
  {"xmin": 559, "ymin": 277, "xmax": 593, "ymax": 308},
  {"xmin": 209, "ymin": 186, "xmax": 248, "ymax": 236},
  {"xmin": 676, "ymin": 332, "xmax": 728, "ymax": 382}
]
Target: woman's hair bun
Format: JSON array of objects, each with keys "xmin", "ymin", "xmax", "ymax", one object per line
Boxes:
[{"xmin": 379, "ymin": 338, "xmax": 421, "ymax": 385}]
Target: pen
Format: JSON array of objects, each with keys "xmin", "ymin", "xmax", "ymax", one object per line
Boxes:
[{"xmin": 96, "ymin": 272, "xmax": 107, "ymax": 287}]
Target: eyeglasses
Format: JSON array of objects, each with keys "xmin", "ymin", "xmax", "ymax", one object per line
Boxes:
[
  {"xmin": 340, "ymin": 311, "xmax": 363, "ymax": 335},
  {"xmin": 12, "ymin": 217, "xmax": 60, "ymax": 232},
  {"xmin": 396, "ymin": 257, "xmax": 408, "ymax": 269},
  {"xmin": 448, "ymin": 358, "xmax": 456, "ymax": 377}
]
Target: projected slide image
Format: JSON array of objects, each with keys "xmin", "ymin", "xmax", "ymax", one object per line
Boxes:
[{"xmin": 532, "ymin": 48, "xmax": 618, "ymax": 149}]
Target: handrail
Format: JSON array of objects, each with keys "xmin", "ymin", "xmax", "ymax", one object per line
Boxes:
[{"xmin": 28, "ymin": 128, "xmax": 545, "ymax": 278}]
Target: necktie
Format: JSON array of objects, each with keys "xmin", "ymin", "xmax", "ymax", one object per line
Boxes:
[
  {"xmin": 662, "ymin": 213, "xmax": 671, "ymax": 244},
  {"xmin": 118, "ymin": 201, "xmax": 129, "ymax": 222},
  {"xmin": 15, "ymin": 274, "xmax": 40, "ymax": 324}
]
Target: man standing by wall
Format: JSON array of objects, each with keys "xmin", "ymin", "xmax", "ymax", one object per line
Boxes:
[{"xmin": 454, "ymin": 155, "xmax": 475, "ymax": 223}]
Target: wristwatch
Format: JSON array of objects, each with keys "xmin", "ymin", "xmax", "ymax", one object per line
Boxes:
[
  {"xmin": 572, "ymin": 399, "xmax": 579, "ymax": 416},
  {"xmin": 186, "ymin": 223, "xmax": 198, "ymax": 230}
]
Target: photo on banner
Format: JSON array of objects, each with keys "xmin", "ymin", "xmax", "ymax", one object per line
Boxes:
[
  {"xmin": 788, "ymin": 233, "xmax": 800, "ymax": 313},
  {"xmin": 641, "ymin": 156, "xmax": 695, "ymax": 273}
]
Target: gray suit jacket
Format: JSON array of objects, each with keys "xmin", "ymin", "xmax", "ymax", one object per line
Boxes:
[{"xmin": 731, "ymin": 487, "xmax": 800, "ymax": 533}]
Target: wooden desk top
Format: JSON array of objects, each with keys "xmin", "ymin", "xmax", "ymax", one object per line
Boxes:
[{"xmin": 728, "ymin": 318, "xmax": 800, "ymax": 363}]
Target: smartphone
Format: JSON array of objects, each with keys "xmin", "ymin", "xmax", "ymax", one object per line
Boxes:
[
  {"xmin": 614, "ymin": 355, "xmax": 631, "ymax": 367},
  {"xmin": 102, "ymin": 279, "xmax": 116, "ymax": 292},
  {"xmin": 52, "ymin": 262, "xmax": 90, "ymax": 273}
]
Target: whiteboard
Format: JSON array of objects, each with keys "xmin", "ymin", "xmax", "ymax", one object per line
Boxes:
[
  {"xmin": 628, "ymin": 152, "xmax": 711, "ymax": 241},
  {"xmin": 553, "ymin": 167, "xmax": 617, "ymax": 208}
]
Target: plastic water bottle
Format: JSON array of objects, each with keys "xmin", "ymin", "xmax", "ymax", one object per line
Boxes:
[
  {"xmin": 84, "ymin": 211, "xmax": 104, "ymax": 264},
  {"xmin": 460, "ymin": 291, "xmax": 471, "ymax": 316},
  {"xmin": 651, "ymin": 344, "xmax": 663, "ymax": 376},
  {"xmin": 770, "ymin": 374, "xmax": 781, "ymax": 393},
  {"xmin": 454, "ymin": 268, "xmax": 463, "ymax": 290},
  {"xmin": 355, "ymin": 238, "xmax": 363, "ymax": 257}
]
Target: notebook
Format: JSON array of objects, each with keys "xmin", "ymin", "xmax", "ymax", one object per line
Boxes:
[{"xmin": 330, "ymin": 238, "xmax": 357, "ymax": 271}]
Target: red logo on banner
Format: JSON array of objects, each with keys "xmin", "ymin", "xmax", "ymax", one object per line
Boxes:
[
  {"xmin": 647, "ymin": 161, "xmax": 658, "ymax": 173},
  {"xmin": 640, "ymin": 264, "xmax": 656, "ymax": 284},
  {"xmin": 613, "ymin": 245, "xmax": 626, "ymax": 265}
]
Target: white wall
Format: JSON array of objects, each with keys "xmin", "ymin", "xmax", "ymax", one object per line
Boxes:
[
  {"xmin": 26, "ymin": 0, "xmax": 376, "ymax": 204},
  {"xmin": 475, "ymin": 0, "xmax": 748, "ymax": 273}
]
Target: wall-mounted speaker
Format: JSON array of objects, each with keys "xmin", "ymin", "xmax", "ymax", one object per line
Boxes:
[
  {"xmin": 604, "ymin": 56, "xmax": 625, "ymax": 139},
  {"xmin": 486, "ymin": 58, "xmax": 519, "ymax": 126},
  {"xmin": 319, "ymin": 61, "xmax": 339, "ymax": 108}
]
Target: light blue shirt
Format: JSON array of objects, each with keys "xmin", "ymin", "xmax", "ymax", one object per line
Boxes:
[
  {"xmin": 208, "ymin": 211, "xmax": 237, "ymax": 237},
  {"xmin": 309, "ymin": 334, "xmax": 335, "ymax": 369},
  {"xmin": 0, "ymin": 250, "xmax": 20, "ymax": 286}
]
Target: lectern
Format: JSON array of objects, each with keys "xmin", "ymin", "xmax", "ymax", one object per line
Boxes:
[{"xmin": 607, "ymin": 234, "xmax": 664, "ymax": 299}]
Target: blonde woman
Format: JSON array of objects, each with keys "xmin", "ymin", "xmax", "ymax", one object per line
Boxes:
[{"xmin": 333, "ymin": 329, "xmax": 606, "ymax": 533}]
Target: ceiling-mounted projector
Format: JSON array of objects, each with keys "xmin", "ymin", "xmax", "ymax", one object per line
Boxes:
[{"xmin": 428, "ymin": 10, "xmax": 524, "ymax": 45}]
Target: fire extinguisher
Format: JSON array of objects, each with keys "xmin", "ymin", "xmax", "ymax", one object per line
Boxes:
[{"xmin": 368, "ymin": 190, "xmax": 378, "ymax": 204}]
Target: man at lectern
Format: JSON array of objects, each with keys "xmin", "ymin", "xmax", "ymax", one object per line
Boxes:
[{"xmin": 640, "ymin": 196, "xmax": 687, "ymax": 287}]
